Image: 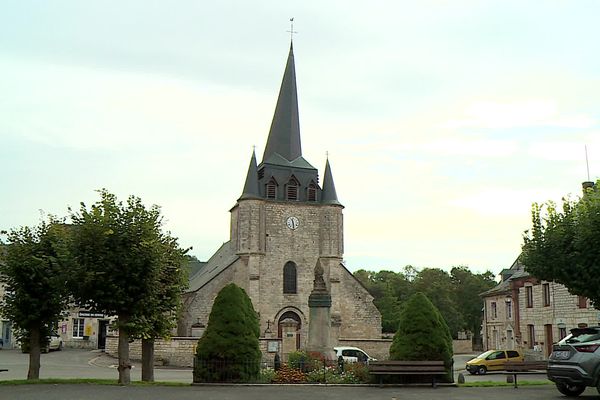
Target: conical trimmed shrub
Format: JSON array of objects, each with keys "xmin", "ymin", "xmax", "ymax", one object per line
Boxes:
[
  {"xmin": 193, "ymin": 283, "xmax": 261, "ymax": 382},
  {"xmin": 390, "ymin": 292, "xmax": 453, "ymax": 381}
]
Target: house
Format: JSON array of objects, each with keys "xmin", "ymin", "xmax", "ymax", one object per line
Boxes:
[{"xmin": 482, "ymin": 258, "xmax": 599, "ymax": 359}]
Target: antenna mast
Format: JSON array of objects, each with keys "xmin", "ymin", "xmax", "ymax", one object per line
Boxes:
[{"xmin": 585, "ymin": 145, "xmax": 591, "ymax": 181}]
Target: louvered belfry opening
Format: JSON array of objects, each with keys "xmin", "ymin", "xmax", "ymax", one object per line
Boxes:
[
  {"xmin": 307, "ymin": 182, "xmax": 317, "ymax": 202},
  {"xmin": 266, "ymin": 178, "xmax": 277, "ymax": 199},
  {"xmin": 286, "ymin": 177, "xmax": 299, "ymax": 201}
]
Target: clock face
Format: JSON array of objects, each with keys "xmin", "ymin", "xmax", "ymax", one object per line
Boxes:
[{"xmin": 286, "ymin": 216, "xmax": 299, "ymax": 230}]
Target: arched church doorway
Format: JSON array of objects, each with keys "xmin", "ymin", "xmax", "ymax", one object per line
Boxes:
[{"xmin": 278, "ymin": 311, "xmax": 301, "ymax": 359}]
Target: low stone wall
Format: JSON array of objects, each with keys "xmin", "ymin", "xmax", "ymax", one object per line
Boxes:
[
  {"xmin": 452, "ymin": 339, "xmax": 473, "ymax": 354},
  {"xmin": 106, "ymin": 336, "xmax": 472, "ymax": 367},
  {"xmin": 105, "ymin": 336, "xmax": 198, "ymax": 367}
]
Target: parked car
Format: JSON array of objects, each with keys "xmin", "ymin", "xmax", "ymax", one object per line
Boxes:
[
  {"xmin": 20, "ymin": 334, "xmax": 64, "ymax": 353},
  {"xmin": 548, "ymin": 326, "xmax": 600, "ymax": 397},
  {"xmin": 465, "ymin": 349, "xmax": 524, "ymax": 375},
  {"xmin": 334, "ymin": 346, "xmax": 376, "ymax": 363}
]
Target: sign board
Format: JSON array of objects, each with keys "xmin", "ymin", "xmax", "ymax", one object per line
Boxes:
[
  {"xmin": 79, "ymin": 311, "xmax": 105, "ymax": 318},
  {"xmin": 267, "ymin": 341, "xmax": 279, "ymax": 353}
]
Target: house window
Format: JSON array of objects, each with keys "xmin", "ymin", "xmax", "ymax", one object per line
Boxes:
[
  {"xmin": 527, "ymin": 324, "xmax": 535, "ymax": 349},
  {"xmin": 578, "ymin": 296, "xmax": 588, "ymax": 309},
  {"xmin": 307, "ymin": 182, "xmax": 317, "ymax": 202},
  {"xmin": 526, "ymin": 286, "xmax": 533, "ymax": 308},
  {"xmin": 73, "ymin": 318, "xmax": 85, "ymax": 338},
  {"xmin": 266, "ymin": 178, "xmax": 277, "ymax": 199},
  {"xmin": 283, "ymin": 261, "xmax": 297, "ymax": 294},
  {"xmin": 543, "ymin": 283, "xmax": 551, "ymax": 307},
  {"xmin": 559, "ymin": 327, "xmax": 567, "ymax": 340},
  {"xmin": 286, "ymin": 177, "xmax": 299, "ymax": 201},
  {"xmin": 506, "ymin": 300, "xmax": 512, "ymax": 319},
  {"xmin": 491, "ymin": 302, "xmax": 497, "ymax": 319}
]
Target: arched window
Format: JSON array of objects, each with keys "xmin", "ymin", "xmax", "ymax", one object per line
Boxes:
[
  {"xmin": 286, "ymin": 177, "xmax": 299, "ymax": 201},
  {"xmin": 265, "ymin": 178, "xmax": 277, "ymax": 199},
  {"xmin": 283, "ymin": 261, "xmax": 297, "ymax": 294},
  {"xmin": 307, "ymin": 182, "xmax": 317, "ymax": 202}
]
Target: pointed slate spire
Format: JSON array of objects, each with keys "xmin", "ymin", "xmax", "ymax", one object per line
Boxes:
[
  {"xmin": 262, "ymin": 42, "xmax": 302, "ymax": 163},
  {"xmin": 239, "ymin": 150, "xmax": 261, "ymax": 200},
  {"xmin": 321, "ymin": 158, "xmax": 341, "ymax": 205}
]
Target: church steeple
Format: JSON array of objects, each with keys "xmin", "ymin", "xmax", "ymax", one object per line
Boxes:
[
  {"xmin": 321, "ymin": 158, "xmax": 341, "ymax": 206},
  {"xmin": 239, "ymin": 150, "xmax": 261, "ymax": 200},
  {"xmin": 262, "ymin": 42, "xmax": 302, "ymax": 163}
]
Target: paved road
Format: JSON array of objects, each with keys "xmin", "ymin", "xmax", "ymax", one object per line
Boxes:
[
  {"xmin": 1, "ymin": 384, "xmax": 599, "ymax": 400},
  {"xmin": 0, "ymin": 349, "xmax": 567, "ymax": 400},
  {"xmin": 0, "ymin": 348, "xmax": 192, "ymax": 382}
]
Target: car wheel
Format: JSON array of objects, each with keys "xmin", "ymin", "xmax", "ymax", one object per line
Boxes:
[
  {"xmin": 477, "ymin": 366, "xmax": 487, "ymax": 375},
  {"xmin": 556, "ymin": 382, "xmax": 585, "ymax": 397}
]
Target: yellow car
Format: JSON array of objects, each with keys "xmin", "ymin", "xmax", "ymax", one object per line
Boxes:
[{"xmin": 465, "ymin": 349, "xmax": 524, "ymax": 375}]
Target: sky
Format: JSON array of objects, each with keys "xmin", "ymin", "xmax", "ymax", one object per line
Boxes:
[{"xmin": 2, "ymin": 1, "xmax": 600, "ymax": 275}]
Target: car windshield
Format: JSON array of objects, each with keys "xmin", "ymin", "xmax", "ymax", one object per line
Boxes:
[
  {"xmin": 565, "ymin": 328, "xmax": 600, "ymax": 344},
  {"xmin": 476, "ymin": 350, "xmax": 494, "ymax": 359}
]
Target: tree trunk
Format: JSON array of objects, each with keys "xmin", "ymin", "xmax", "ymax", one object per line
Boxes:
[
  {"xmin": 27, "ymin": 326, "xmax": 41, "ymax": 380},
  {"xmin": 117, "ymin": 314, "xmax": 132, "ymax": 385},
  {"xmin": 141, "ymin": 337, "xmax": 155, "ymax": 382}
]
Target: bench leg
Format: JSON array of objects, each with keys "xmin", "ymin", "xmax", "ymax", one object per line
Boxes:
[
  {"xmin": 379, "ymin": 375, "xmax": 383, "ymax": 387},
  {"xmin": 513, "ymin": 373, "xmax": 518, "ymax": 389},
  {"xmin": 432, "ymin": 376, "xmax": 437, "ymax": 388}
]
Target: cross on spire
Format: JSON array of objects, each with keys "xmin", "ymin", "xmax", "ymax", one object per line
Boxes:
[{"xmin": 287, "ymin": 17, "xmax": 297, "ymax": 42}]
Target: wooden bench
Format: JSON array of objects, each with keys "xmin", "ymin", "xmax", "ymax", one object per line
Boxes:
[
  {"xmin": 369, "ymin": 360, "xmax": 447, "ymax": 388},
  {"xmin": 504, "ymin": 360, "xmax": 548, "ymax": 388}
]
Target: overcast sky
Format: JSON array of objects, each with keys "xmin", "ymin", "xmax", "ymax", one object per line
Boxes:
[{"xmin": 2, "ymin": 1, "xmax": 600, "ymax": 275}]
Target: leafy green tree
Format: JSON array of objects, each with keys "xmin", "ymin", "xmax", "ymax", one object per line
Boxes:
[
  {"xmin": 390, "ymin": 292, "xmax": 453, "ymax": 381},
  {"xmin": 69, "ymin": 189, "xmax": 184, "ymax": 385},
  {"xmin": 131, "ymin": 235, "xmax": 188, "ymax": 382},
  {"xmin": 522, "ymin": 185, "xmax": 600, "ymax": 306},
  {"xmin": 413, "ymin": 268, "xmax": 463, "ymax": 338},
  {"xmin": 194, "ymin": 283, "xmax": 261, "ymax": 382},
  {"xmin": 0, "ymin": 220, "xmax": 71, "ymax": 380},
  {"xmin": 450, "ymin": 266, "xmax": 495, "ymax": 339}
]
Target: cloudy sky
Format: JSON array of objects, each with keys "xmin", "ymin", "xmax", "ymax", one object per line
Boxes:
[{"xmin": 2, "ymin": 1, "xmax": 599, "ymax": 275}]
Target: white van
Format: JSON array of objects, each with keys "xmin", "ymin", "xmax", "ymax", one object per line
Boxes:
[{"xmin": 334, "ymin": 346, "xmax": 376, "ymax": 363}]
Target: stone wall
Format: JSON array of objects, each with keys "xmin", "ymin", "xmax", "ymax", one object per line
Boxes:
[{"xmin": 105, "ymin": 336, "xmax": 198, "ymax": 367}]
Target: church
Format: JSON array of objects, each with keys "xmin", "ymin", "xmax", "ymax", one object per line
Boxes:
[{"xmin": 179, "ymin": 42, "xmax": 382, "ymax": 359}]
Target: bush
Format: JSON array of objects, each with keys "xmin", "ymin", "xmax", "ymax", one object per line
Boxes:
[
  {"xmin": 389, "ymin": 292, "xmax": 454, "ymax": 382},
  {"xmin": 193, "ymin": 283, "xmax": 261, "ymax": 382}
]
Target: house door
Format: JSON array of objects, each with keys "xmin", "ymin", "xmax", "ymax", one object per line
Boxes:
[
  {"xmin": 506, "ymin": 329, "xmax": 514, "ymax": 350},
  {"xmin": 545, "ymin": 324, "xmax": 553, "ymax": 358},
  {"xmin": 98, "ymin": 320, "xmax": 109, "ymax": 350}
]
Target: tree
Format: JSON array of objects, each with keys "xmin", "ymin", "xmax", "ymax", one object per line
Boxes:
[
  {"xmin": 450, "ymin": 266, "xmax": 496, "ymax": 338},
  {"xmin": 413, "ymin": 268, "xmax": 463, "ymax": 338},
  {"xmin": 0, "ymin": 220, "xmax": 70, "ymax": 379},
  {"xmin": 133, "ymin": 235, "xmax": 188, "ymax": 382},
  {"xmin": 389, "ymin": 292, "xmax": 453, "ymax": 381},
  {"xmin": 194, "ymin": 283, "xmax": 261, "ymax": 383},
  {"xmin": 522, "ymin": 185, "xmax": 600, "ymax": 306},
  {"xmin": 69, "ymin": 189, "xmax": 184, "ymax": 384}
]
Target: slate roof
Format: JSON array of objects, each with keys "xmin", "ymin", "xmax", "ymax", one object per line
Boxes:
[
  {"xmin": 239, "ymin": 150, "xmax": 261, "ymax": 200},
  {"xmin": 321, "ymin": 158, "xmax": 341, "ymax": 206},
  {"xmin": 480, "ymin": 257, "xmax": 527, "ymax": 297},
  {"xmin": 187, "ymin": 241, "xmax": 239, "ymax": 292},
  {"xmin": 261, "ymin": 42, "xmax": 302, "ymax": 163}
]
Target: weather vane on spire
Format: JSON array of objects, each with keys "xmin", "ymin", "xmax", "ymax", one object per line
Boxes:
[{"xmin": 287, "ymin": 17, "xmax": 297, "ymax": 42}]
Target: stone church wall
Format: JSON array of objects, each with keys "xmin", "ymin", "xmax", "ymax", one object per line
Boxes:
[{"xmin": 179, "ymin": 263, "xmax": 238, "ymax": 336}]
